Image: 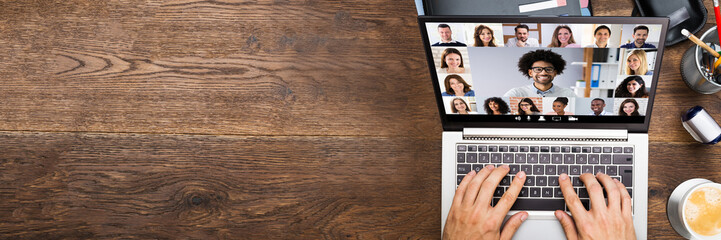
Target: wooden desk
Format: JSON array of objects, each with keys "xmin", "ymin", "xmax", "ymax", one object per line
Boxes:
[{"xmin": 1, "ymin": 0, "xmax": 720, "ymax": 238}]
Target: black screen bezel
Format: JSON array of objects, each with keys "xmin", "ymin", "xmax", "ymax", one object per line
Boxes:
[{"xmin": 418, "ymin": 15, "xmax": 669, "ymax": 133}]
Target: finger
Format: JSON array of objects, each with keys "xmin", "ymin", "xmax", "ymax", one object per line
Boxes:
[
  {"xmin": 555, "ymin": 210, "xmax": 579, "ymax": 240},
  {"xmin": 559, "ymin": 173, "xmax": 587, "ymax": 217},
  {"xmin": 452, "ymin": 169, "xmax": 476, "ymax": 208},
  {"xmin": 580, "ymin": 173, "xmax": 606, "ymax": 211},
  {"xmin": 596, "ymin": 173, "xmax": 621, "ymax": 210},
  {"xmin": 477, "ymin": 165, "xmax": 511, "ymax": 206},
  {"xmin": 500, "ymin": 211, "xmax": 528, "ymax": 240},
  {"xmin": 494, "ymin": 170, "xmax": 526, "ymax": 214},
  {"xmin": 615, "ymin": 178, "xmax": 633, "ymax": 217},
  {"xmin": 462, "ymin": 165, "xmax": 494, "ymax": 207}
]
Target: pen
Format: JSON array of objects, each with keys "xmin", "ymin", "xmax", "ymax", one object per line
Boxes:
[{"xmin": 682, "ymin": 29, "xmax": 720, "ymax": 58}]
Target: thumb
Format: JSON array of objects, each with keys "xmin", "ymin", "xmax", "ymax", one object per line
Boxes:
[
  {"xmin": 555, "ymin": 210, "xmax": 579, "ymax": 240},
  {"xmin": 500, "ymin": 212, "xmax": 528, "ymax": 240}
]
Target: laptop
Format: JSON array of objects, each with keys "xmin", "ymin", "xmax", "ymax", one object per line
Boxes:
[{"xmin": 418, "ymin": 16, "xmax": 669, "ymax": 239}]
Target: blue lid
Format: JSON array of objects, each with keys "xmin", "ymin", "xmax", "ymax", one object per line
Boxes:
[{"xmin": 682, "ymin": 106, "xmax": 705, "ymax": 122}]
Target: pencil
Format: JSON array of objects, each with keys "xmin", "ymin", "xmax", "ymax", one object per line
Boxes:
[{"xmin": 682, "ymin": 29, "xmax": 720, "ymax": 58}]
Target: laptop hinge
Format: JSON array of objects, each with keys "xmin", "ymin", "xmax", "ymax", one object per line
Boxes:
[{"xmin": 463, "ymin": 128, "xmax": 628, "ymax": 142}]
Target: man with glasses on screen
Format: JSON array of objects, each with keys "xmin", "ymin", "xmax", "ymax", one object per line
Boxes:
[{"xmin": 504, "ymin": 49, "xmax": 576, "ymax": 98}]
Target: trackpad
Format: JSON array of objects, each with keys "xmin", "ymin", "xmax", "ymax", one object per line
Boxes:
[{"xmin": 503, "ymin": 217, "xmax": 566, "ymax": 240}]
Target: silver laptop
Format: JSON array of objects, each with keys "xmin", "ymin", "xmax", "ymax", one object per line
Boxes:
[{"xmin": 418, "ymin": 16, "xmax": 669, "ymax": 239}]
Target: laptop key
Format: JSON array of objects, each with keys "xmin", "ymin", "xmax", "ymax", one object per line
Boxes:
[
  {"xmin": 594, "ymin": 166, "xmax": 605, "ymax": 174},
  {"xmin": 489, "ymin": 146, "xmax": 498, "ymax": 152},
  {"xmin": 552, "ymin": 154, "xmax": 563, "ymax": 164},
  {"xmin": 545, "ymin": 165, "xmax": 556, "ymax": 175},
  {"xmin": 509, "ymin": 146, "xmax": 518, "ymax": 152},
  {"xmin": 592, "ymin": 147, "xmax": 601, "ymax": 153},
  {"xmin": 540, "ymin": 146, "xmax": 550, "ymax": 152},
  {"xmin": 457, "ymin": 153, "xmax": 466, "ymax": 163},
  {"xmin": 457, "ymin": 145, "xmax": 467, "ymax": 152},
  {"xmin": 503, "ymin": 153, "xmax": 514, "ymax": 163},
  {"xmin": 458, "ymin": 175, "xmax": 465, "ymax": 185},
  {"xmin": 468, "ymin": 145, "xmax": 477, "ymax": 152},
  {"xmin": 554, "ymin": 187, "xmax": 563, "ymax": 197},
  {"xmin": 499, "ymin": 146, "xmax": 508, "ymax": 152},
  {"xmin": 576, "ymin": 154, "xmax": 587, "ymax": 164},
  {"xmin": 570, "ymin": 165, "xmax": 581, "ymax": 175},
  {"xmin": 530, "ymin": 146, "xmax": 539, "ymax": 152},
  {"xmin": 536, "ymin": 176, "xmax": 548, "ymax": 186},
  {"xmin": 509, "ymin": 165, "xmax": 520, "ymax": 174},
  {"xmin": 549, "ymin": 176, "xmax": 559, "ymax": 186},
  {"xmin": 624, "ymin": 147, "xmax": 633, "ymax": 153},
  {"xmin": 551, "ymin": 146, "xmax": 560, "ymax": 152},
  {"xmin": 582, "ymin": 147, "xmax": 591, "ymax": 153},
  {"xmin": 510, "ymin": 199, "xmax": 565, "ymax": 211},
  {"xmin": 619, "ymin": 166, "xmax": 633, "ymax": 187},
  {"xmin": 606, "ymin": 166, "xmax": 618, "ymax": 176},
  {"xmin": 581, "ymin": 199, "xmax": 590, "ymax": 210},
  {"xmin": 515, "ymin": 153, "xmax": 527, "ymax": 163},
  {"xmin": 530, "ymin": 188, "xmax": 541, "ymax": 197},
  {"xmin": 519, "ymin": 187, "xmax": 529, "ymax": 197},
  {"xmin": 572, "ymin": 147, "xmax": 581, "ymax": 153},
  {"xmin": 479, "ymin": 145, "xmax": 488, "ymax": 152},
  {"xmin": 479, "ymin": 153, "xmax": 490, "ymax": 163},
  {"xmin": 491, "ymin": 153, "xmax": 502, "ymax": 163},
  {"xmin": 613, "ymin": 154, "xmax": 633, "ymax": 164},
  {"xmin": 527, "ymin": 154, "xmax": 539, "ymax": 164},
  {"xmin": 542, "ymin": 187, "xmax": 553, "ymax": 197},
  {"xmin": 494, "ymin": 187, "xmax": 504, "ymax": 197},
  {"xmin": 561, "ymin": 146, "xmax": 571, "ymax": 153},
  {"xmin": 539, "ymin": 154, "xmax": 550, "ymax": 164},
  {"xmin": 521, "ymin": 165, "xmax": 532, "ymax": 175},
  {"xmin": 557, "ymin": 165, "xmax": 568, "ymax": 175},
  {"xmin": 457, "ymin": 164, "xmax": 471, "ymax": 174},
  {"xmin": 600, "ymin": 154, "xmax": 612, "ymax": 164},
  {"xmin": 519, "ymin": 146, "xmax": 529, "ymax": 152},
  {"xmin": 603, "ymin": 147, "xmax": 613, "ymax": 153},
  {"xmin": 564, "ymin": 154, "xmax": 575, "ymax": 164},
  {"xmin": 524, "ymin": 177, "xmax": 535, "ymax": 186},
  {"xmin": 466, "ymin": 153, "xmax": 478, "ymax": 163},
  {"xmin": 533, "ymin": 165, "xmax": 544, "ymax": 175},
  {"xmin": 472, "ymin": 164, "xmax": 484, "ymax": 173},
  {"xmin": 500, "ymin": 176, "xmax": 511, "ymax": 186},
  {"xmin": 588, "ymin": 154, "xmax": 599, "ymax": 164},
  {"xmin": 582, "ymin": 165, "xmax": 593, "ymax": 174},
  {"xmin": 613, "ymin": 147, "xmax": 623, "ymax": 153},
  {"xmin": 572, "ymin": 177, "xmax": 583, "ymax": 186}
]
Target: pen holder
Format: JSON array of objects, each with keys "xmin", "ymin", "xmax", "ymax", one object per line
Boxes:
[{"xmin": 681, "ymin": 26, "xmax": 721, "ymax": 94}]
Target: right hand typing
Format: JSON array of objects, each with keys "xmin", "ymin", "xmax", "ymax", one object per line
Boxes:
[{"xmin": 555, "ymin": 173, "xmax": 636, "ymax": 240}]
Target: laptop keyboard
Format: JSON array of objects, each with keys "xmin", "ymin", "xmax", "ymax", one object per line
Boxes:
[{"xmin": 456, "ymin": 144, "xmax": 633, "ymax": 211}]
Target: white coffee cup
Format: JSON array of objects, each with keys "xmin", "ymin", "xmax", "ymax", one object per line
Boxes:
[{"xmin": 667, "ymin": 178, "xmax": 721, "ymax": 239}]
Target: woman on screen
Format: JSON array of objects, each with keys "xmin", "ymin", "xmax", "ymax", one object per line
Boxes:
[
  {"xmin": 484, "ymin": 97, "xmax": 509, "ymax": 115},
  {"xmin": 547, "ymin": 25, "xmax": 580, "ymax": 48},
  {"xmin": 625, "ymin": 49, "xmax": 653, "ymax": 75},
  {"xmin": 473, "ymin": 24, "xmax": 497, "ymax": 47},
  {"xmin": 619, "ymin": 98, "xmax": 640, "ymax": 116},
  {"xmin": 451, "ymin": 98, "xmax": 471, "ymax": 115},
  {"xmin": 518, "ymin": 98, "xmax": 541, "ymax": 115},
  {"xmin": 438, "ymin": 48, "xmax": 466, "ymax": 74},
  {"xmin": 614, "ymin": 75, "xmax": 649, "ymax": 98},
  {"xmin": 442, "ymin": 74, "xmax": 475, "ymax": 97},
  {"xmin": 546, "ymin": 97, "xmax": 574, "ymax": 115}
]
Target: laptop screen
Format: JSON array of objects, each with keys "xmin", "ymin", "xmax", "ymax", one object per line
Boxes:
[{"xmin": 419, "ymin": 16, "xmax": 669, "ymax": 132}]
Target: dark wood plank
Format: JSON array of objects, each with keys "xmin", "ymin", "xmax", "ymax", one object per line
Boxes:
[
  {"xmin": 0, "ymin": 131, "xmax": 441, "ymax": 239},
  {"xmin": 0, "ymin": 0, "xmax": 440, "ymax": 137}
]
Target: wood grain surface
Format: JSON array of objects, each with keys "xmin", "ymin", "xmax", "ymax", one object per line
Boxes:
[{"xmin": 0, "ymin": 0, "xmax": 720, "ymax": 238}]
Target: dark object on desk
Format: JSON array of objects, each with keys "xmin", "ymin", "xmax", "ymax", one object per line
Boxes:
[
  {"xmin": 421, "ymin": 0, "xmax": 591, "ymax": 16},
  {"xmin": 632, "ymin": 0, "xmax": 706, "ymax": 46}
]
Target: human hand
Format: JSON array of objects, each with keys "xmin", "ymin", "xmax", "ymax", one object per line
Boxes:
[
  {"xmin": 555, "ymin": 173, "xmax": 636, "ymax": 240},
  {"xmin": 443, "ymin": 165, "xmax": 529, "ymax": 240},
  {"xmin": 516, "ymin": 40, "xmax": 526, "ymax": 47}
]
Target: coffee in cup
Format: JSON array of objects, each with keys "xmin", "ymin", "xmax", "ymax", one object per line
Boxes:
[{"xmin": 668, "ymin": 178, "xmax": 721, "ymax": 239}]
